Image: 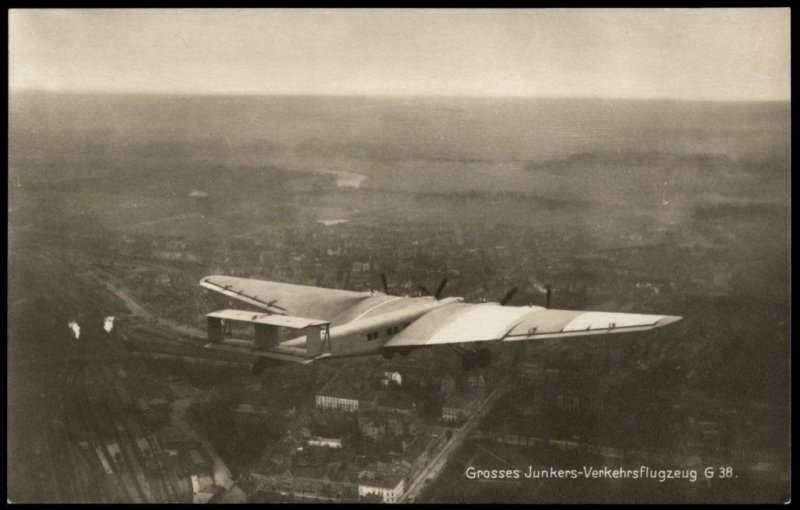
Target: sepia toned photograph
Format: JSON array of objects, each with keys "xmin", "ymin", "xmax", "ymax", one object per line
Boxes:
[{"xmin": 7, "ymin": 8, "xmax": 790, "ymax": 504}]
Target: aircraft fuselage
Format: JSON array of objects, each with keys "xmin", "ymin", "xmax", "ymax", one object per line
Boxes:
[{"xmin": 284, "ymin": 296, "xmax": 464, "ymax": 358}]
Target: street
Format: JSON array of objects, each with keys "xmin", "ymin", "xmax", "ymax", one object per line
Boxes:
[{"xmin": 399, "ymin": 383, "xmax": 509, "ymax": 503}]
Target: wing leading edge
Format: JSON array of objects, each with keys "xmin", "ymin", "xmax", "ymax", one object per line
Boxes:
[
  {"xmin": 200, "ymin": 275, "xmax": 375, "ymax": 319},
  {"xmin": 384, "ymin": 302, "xmax": 682, "ymax": 348}
]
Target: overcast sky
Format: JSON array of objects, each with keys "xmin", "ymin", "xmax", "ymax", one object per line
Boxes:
[{"xmin": 9, "ymin": 8, "xmax": 791, "ymax": 100}]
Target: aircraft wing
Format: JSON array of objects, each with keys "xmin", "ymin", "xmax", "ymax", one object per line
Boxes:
[
  {"xmin": 383, "ymin": 302, "xmax": 682, "ymax": 348},
  {"xmin": 200, "ymin": 275, "xmax": 377, "ymax": 319},
  {"xmin": 199, "ymin": 274, "xmax": 424, "ymax": 326}
]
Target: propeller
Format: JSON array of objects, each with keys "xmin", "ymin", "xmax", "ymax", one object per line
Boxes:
[
  {"xmin": 419, "ymin": 277, "xmax": 448, "ymax": 299},
  {"xmin": 545, "ymin": 285, "xmax": 552, "ymax": 309},
  {"xmin": 380, "ymin": 273, "xmax": 390, "ymax": 295},
  {"xmin": 499, "ymin": 287, "xmax": 518, "ymax": 306},
  {"xmin": 434, "ymin": 278, "xmax": 448, "ymax": 299}
]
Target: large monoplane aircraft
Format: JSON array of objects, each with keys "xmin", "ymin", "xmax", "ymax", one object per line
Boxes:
[{"xmin": 200, "ymin": 275, "xmax": 682, "ymax": 375}]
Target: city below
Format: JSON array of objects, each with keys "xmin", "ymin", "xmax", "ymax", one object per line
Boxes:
[{"xmin": 8, "ymin": 92, "xmax": 790, "ymax": 504}]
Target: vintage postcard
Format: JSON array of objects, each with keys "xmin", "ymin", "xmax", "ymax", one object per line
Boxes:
[{"xmin": 8, "ymin": 8, "xmax": 790, "ymax": 504}]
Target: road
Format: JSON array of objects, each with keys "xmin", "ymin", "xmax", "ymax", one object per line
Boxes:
[
  {"xmin": 399, "ymin": 383, "xmax": 509, "ymax": 503},
  {"xmin": 87, "ymin": 269, "xmax": 206, "ymax": 340},
  {"xmin": 169, "ymin": 391, "xmax": 235, "ymax": 492}
]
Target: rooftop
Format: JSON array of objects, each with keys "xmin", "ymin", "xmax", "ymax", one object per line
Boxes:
[
  {"xmin": 443, "ymin": 393, "xmax": 477, "ymax": 411},
  {"xmin": 317, "ymin": 373, "xmax": 378, "ymax": 403},
  {"xmin": 402, "ymin": 430, "xmax": 435, "ymax": 463},
  {"xmin": 358, "ymin": 463, "xmax": 407, "ymax": 489},
  {"xmin": 376, "ymin": 391, "xmax": 416, "ymax": 409}
]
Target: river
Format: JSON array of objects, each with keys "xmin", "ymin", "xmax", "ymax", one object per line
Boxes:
[{"xmin": 313, "ymin": 169, "xmax": 367, "ymax": 188}]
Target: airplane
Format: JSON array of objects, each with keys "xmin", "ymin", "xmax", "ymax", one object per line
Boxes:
[{"xmin": 199, "ymin": 274, "xmax": 682, "ymax": 375}]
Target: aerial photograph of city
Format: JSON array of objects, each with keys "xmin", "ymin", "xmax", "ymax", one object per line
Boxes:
[{"xmin": 7, "ymin": 8, "xmax": 790, "ymax": 504}]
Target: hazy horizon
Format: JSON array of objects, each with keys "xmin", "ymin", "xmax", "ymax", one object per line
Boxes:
[
  {"xmin": 9, "ymin": 88, "xmax": 791, "ymax": 104},
  {"xmin": 9, "ymin": 9, "xmax": 790, "ymax": 102}
]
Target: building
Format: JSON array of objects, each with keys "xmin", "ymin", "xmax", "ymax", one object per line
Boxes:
[
  {"xmin": 376, "ymin": 393, "xmax": 416, "ymax": 417},
  {"xmin": 185, "ymin": 449, "xmax": 216, "ymax": 503},
  {"xmin": 307, "ymin": 437, "xmax": 343, "ymax": 449},
  {"xmin": 106, "ymin": 443, "xmax": 124, "ymax": 465},
  {"xmin": 315, "ymin": 394, "xmax": 360, "ymax": 413},
  {"xmin": 190, "ymin": 473, "xmax": 216, "ymax": 503},
  {"xmin": 358, "ymin": 473, "xmax": 405, "ymax": 503},
  {"xmin": 381, "ymin": 371, "xmax": 403, "ymax": 387},
  {"xmin": 351, "ymin": 261, "xmax": 371, "ymax": 273},
  {"xmin": 251, "ymin": 443, "xmax": 361, "ymax": 501},
  {"xmin": 467, "ymin": 373, "xmax": 487, "ymax": 389},
  {"xmin": 440, "ymin": 375, "xmax": 456, "ymax": 396},
  {"xmin": 384, "ymin": 415, "xmax": 406, "ymax": 437},
  {"xmin": 517, "ymin": 362, "xmax": 560, "ymax": 385},
  {"xmin": 156, "ymin": 426, "xmax": 190, "ymax": 456},
  {"xmin": 358, "ymin": 415, "xmax": 387, "ymax": 442},
  {"xmin": 401, "ymin": 430, "xmax": 438, "ymax": 483},
  {"xmin": 315, "ymin": 373, "xmax": 377, "ymax": 413},
  {"xmin": 442, "ymin": 394, "xmax": 478, "ymax": 425}
]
